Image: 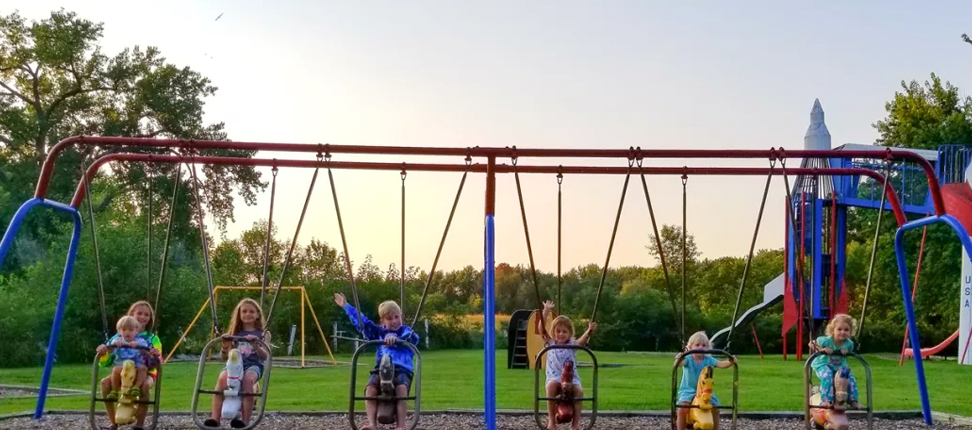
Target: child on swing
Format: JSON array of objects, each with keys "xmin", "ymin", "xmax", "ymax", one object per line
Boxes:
[
  {"xmin": 100, "ymin": 316, "xmax": 150, "ymax": 401},
  {"xmin": 810, "ymin": 313, "xmax": 862, "ymax": 409},
  {"xmin": 334, "ymin": 293, "xmax": 419, "ymax": 430},
  {"xmin": 540, "ymin": 300, "xmax": 596, "ymax": 430},
  {"xmin": 676, "ymin": 331, "xmax": 734, "ymax": 430},
  {"xmin": 96, "ymin": 300, "xmax": 163, "ymax": 430},
  {"xmin": 205, "ymin": 298, "xmax": 271, "ymax": 429}
]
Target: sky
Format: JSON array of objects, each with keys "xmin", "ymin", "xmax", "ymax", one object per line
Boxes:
[{"xmin": 15, "ymin": 1, "xmax": 972, "ymax": 274}]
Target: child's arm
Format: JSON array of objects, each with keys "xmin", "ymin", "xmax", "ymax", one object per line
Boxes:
[
  {"xmin": 399, "ymin": 326, "xmax": 420, "ymax": 346},
  {"xmin": 576, "ymin": 321, "xmax": 597, "ymax": 346},
  {"xmin": 334, "ymin": 293, "xmax": 380, "ymax": 339},
  {"xmin": 97, "ymin": 334, "xmax": 120, "ymax": 367},
  {"xmin": 255, "ymin": 332, "xmax": 272, "ymax": 359},
  {"xmin": 815, "ymin": 336, "xmax": 835, "ymax": 354},
  {"xmin": 716, "ymin": 359, "xmax": 734, "ymax": 369},
  {"xmin": 540, "ymin": 300, "xmax": 554, "ymax": 341}
]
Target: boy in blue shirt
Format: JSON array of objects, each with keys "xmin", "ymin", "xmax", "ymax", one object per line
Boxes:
[{"xmin": 334, "ymin": 293, "xmax": 419, "ymax": 430}]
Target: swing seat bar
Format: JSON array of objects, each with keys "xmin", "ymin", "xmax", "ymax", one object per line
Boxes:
[
  {"xmin": 802, "ymin": 351, "xmax": 873, "ymax": 430},
  {"xmin": 190, "ymin": 336, "xmax": 273, "ymax": 430},
  {"xmin": 532, "ymin": 343, "xmax": 599, "ymax": 430},
  {"xmin": 670, "ymin": 348, "xmax": 739, "ymax": 430},
  {"xmin": 348, "ymin": 339, "xmax": 422, "ymax": 430}
]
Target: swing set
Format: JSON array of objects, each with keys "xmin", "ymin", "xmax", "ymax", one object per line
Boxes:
[{"xmin": 2, "ymin": 136, "xmax": 966, "ymax": 430}]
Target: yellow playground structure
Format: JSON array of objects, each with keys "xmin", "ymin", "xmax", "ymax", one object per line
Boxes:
[{"xmin": 164, "ymin": 286, "xmax": 336, "ymax": 367}]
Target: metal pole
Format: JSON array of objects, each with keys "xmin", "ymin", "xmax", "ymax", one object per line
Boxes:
[{"xmin": 483, "ymin": 156, "xmax": 497, "ymax": 430}]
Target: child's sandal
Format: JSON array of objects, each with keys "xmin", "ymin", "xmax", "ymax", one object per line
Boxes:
[
  {"xmin": 106, "ymin": 390, "xmax": 119, "ymax": 400},
  {"xmin": 129, "ymin": 387, "xmax": 142, "ymax": 398}
]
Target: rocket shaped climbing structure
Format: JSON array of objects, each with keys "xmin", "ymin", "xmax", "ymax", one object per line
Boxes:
[{"xmin": 782, "ymin": 99, "xmax": 846, "ymax": 360}]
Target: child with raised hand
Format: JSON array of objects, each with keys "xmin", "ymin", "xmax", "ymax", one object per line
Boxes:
[
  {"xmin": 334, "ymin": 293, "xmax": 419, "ymax": 430},
  {"xmin": 99, "ymin": 316, "xmax": 150, "ymax": 401},
  {"xmin": 540, "ymin": 300, "xmax": 596, "ymax": 430},
  {"xmin": 205, "ymin": 298, "xmax": 271, "ymax": 429},
  {"xmin": 96, "ymin": 301, "xmax": 163, "ymax": 430},
  {"xmin": 810, "ymin": 313, "xmax": 861, "ymax": 409},
  {"xmin": 676, "ymin": 331, "xmax": 734, "ymax": 430}
]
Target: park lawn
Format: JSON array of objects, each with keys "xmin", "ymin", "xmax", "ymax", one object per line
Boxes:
[{"xmin": 1, "ymin": 350, "xmax": 969, "ymax": 416}]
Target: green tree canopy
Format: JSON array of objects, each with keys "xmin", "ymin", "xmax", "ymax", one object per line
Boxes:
[{"xmin": 0, "ymin": 9, "xmax": 264, "ymax": 242}]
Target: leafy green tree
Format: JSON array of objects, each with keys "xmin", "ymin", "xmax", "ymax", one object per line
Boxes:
[
  {"xmin": 0, "ymin": 9, "xmax": 263, "ymax": 241},
  {"xmin": 872, "ymin": 73, "xmax": 972, "ymax": 150},
  {"xmin": 647, "ymin": 224, "xmax": 701, "ymax": 275}
]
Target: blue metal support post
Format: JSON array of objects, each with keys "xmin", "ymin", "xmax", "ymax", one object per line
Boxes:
[
  {"xmin": 0, "ymin": 198, "xmax": 84, "ymax": 419},
  {"xmin": 895, "ymin": 214, "xmax": 972, "ymax": 425},
  {"xmin": 483, "ymin": 156, "xmax": 497, "ymax": 430},
  {"xmin": 812, "ymin": 198, "xmax": 824, "ymax": 319}
]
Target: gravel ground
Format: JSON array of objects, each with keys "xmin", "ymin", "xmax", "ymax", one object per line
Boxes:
[{"xmin": 1, "ymin": 413, "xmax": 966, "ymax": 429}]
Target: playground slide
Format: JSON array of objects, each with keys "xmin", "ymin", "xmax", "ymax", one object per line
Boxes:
[
  {"xmin": 902, "ymin": 330, "xmax": 960, "ymax": 358},
  {"xmin": 710, "ymin": 273, "xmax": 785, "ymax": 349}
]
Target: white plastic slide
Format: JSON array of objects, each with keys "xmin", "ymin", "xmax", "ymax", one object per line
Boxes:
[{"xmin": 710, "ymin": 273, "xmax": 785, "ymax": 349}]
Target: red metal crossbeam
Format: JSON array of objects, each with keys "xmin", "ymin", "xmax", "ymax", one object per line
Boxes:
[
  {"xmin": 70, "ymin": 153, "xmax": 908, "ymax": 226},
  {"xmin": 39, "ymin": 136, "xmax": 941, "ymax": 214}
]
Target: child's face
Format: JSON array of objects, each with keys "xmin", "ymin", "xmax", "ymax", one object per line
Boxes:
[
  {"xmin": 833, "ymin": 321, "xmax": 851, "ymax": 341},
  {"xmin": 120, "ymin": 326, "xmax": 137, "ymax": 342},
  {"xmin": 554, "ymin": 325, "xmax": 571, "ymax": 344},
  {"xmin": 381, "ymin": 310, "xmax": 402, "ymax": 331},
  {"xmin": 131, "ymin": 305, "xmax": 151, "ymax": 331},
  {"xmin": 239, "ymin": 303, "xmax": 260, "ymax": 326},
  {"xmin": 690, "ymin": 339, "xmax": 709, "ymax": 358}
]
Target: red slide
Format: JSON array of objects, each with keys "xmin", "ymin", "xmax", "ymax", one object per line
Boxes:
[
  {"xmin": 902, "ymin": 330, "xmax": 960, "ymax": 358},
  {"xmin": 899, "ymin": 184, "xmax": 972, "ymax": 361}
]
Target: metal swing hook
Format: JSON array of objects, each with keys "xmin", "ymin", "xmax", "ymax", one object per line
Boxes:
[{"xmin": 401, "ymin": 163, "xmax": 407, "ymax": 181}]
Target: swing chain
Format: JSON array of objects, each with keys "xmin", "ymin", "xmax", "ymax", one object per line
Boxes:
[
  {"xmin": 401, "ymin": 163, "xmax": 407, "ymax": 181},
  {"xmin": 271, "ymin": 164, "xmax": 279, "ymax": 177},
  {"xmin": 556, "ymin": 166, "xmax": 563, "ymax": 185},
  {"xmin": 681, "ymin": 170, "xmax": 688, "ymax": 185},
  {"xmin": 465, "ymin": 148, "xmax": 472, "ymax": 166},
  {"xmin": 511, "ymin": 145, "xmax": 518, "ymax": 167}
]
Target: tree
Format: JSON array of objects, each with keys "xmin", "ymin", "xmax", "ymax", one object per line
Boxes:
[
  {"xmin": 646, "ymin": 224, "xmax": 701, "ymax": 274},
  {"xmin": 872, "ymin": 73, "xmax": 972, "ymax": 150},
  {"xmin": 0, "ymin": 9, "xmax": 263, "ymax": 234}
]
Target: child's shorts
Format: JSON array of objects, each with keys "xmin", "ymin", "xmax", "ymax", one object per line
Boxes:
[
  {"xmin": 367, "ymin": 365, "xmax": 413, "ymax": 394},
  {"xmin": 244, "ymin": 364, "xmax": 263, "ymax": 382}
]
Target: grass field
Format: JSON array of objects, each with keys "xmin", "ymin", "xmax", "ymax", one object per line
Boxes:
[{"xmin": 1, "ymin": 350, "xmax": 969, "ymax": 416}]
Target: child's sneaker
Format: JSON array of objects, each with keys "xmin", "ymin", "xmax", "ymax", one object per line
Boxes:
[{"xmin": 106, "ymin": 390, "xmax": 119, "ymax": 400}]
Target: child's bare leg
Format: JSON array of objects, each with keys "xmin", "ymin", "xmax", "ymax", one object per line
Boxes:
[
  {"xmin": 545, "ymin": 380, "xmax": 558, "ymax": 430},
  {"xmin": 571, "ymin": 386, "xmax": 584, "ymax": 430},
  {"xmin": 363, "ymin": 385, "xmax": 378, "ymax": 430},
  {"xmin": 676, "ymin": 402, "xmax": 690, "ymax": 430},
  {"xmin": 395, "ymin": 385, "xmax": 408, "ymax": 430},
  {"xmin": 111, "ymin": 366, "xmax": 122, "ymax": 391},
  {"xmin": 135, "ymin": 376, "xmax": 154, "ymax": 426},
  {"xmin": 209, "ymin": 370, "xmax": 228, "ymax": 422},
  {"xmin": 100, "ymin": 376, "xmax": 116, "ymax": 424},
  {"xmin": 133, "ymin": 365, "xmax": 147, "ymax": 390},
  {"xmin": 241, "ymin": 370, "xmax": 258, "ymax": 423}
]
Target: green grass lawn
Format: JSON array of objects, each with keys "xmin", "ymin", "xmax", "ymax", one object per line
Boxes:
[{"xmin": 1, "ymin": 350, "xmax": 969, "ymax": 416}]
